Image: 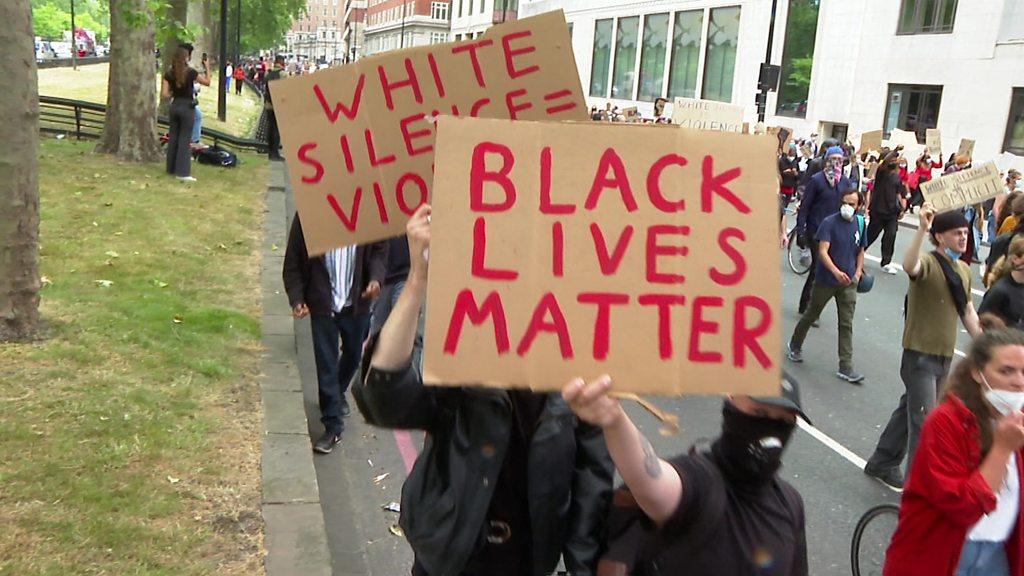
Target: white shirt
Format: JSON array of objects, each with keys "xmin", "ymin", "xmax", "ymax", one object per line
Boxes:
[
  {"xmin": 324, "ymin": 246, "xmax": 356, "ymax": 313},
  {"xmin": 968, "ymin": 452, "xmax": 1020, "ymax": 542}
]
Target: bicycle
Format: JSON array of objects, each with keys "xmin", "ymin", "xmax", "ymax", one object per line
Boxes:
[
  {"xmin": 782, "ymin": 196, "xmax": 812, "ymax": 276},
  {"xmin": 851, "ymin": 503, "xmax": 900, "ymax": 576}
]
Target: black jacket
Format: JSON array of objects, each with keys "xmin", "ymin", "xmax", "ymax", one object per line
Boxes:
[
  {"xmin": 353, "ymin": 339, "xmax": 614, "ymax": 576},
  {"xmin": 281, "ymin": 216, "xmax": 388, "ymax": 316}
]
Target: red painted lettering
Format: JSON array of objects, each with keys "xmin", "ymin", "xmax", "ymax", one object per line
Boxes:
[
  {"xmin": 501, "ymin": 30, "xmax": 540, "ymax": 79},
  {"xmin": 710, "ymin": 228, "xmax": 747, "ymax": 286},
  {"xmin": 516, "ymin": 292, "xmax": 573, "ymax": 359},
  {"xmin": 451, "ymin": 39, "xmax": 495, "ymax": 88},
  {"xmin": 647, "ymin": 154, "xmax": 688, "ymax": 212},
  {"xmin": 378, "ymin": 58, "xmax": 423, "ymax": 111},
  {"xmin": 733, "ymin": 296, "xmax": 773, "ymax": 369},
  {"xmin": 539, "ymin": 147, "xmax": 575, "ymax": 214},
  {"xmin": 339, "ymin": 134, "xmax": 355, "ymax": 173},
  {"xmin": 312, "ymin": 76, "xmax": 365, "ymax": 122},
  {"xmin": 297, "ymin": 143, "xmax": 324, "ymax": 184},
  {"xmin": 505, "ymin": 89, "xmax": 533, "ymax": 119},
  {"xmin": 552, "ymin": 222, "xmax": 564, "ymax": 277},
  {"xmin": 645, "ymin": 225, "xmax": 690, "ymax": 284},
  {"xmin": 638, "ymin": 294, "xmax": 687, "ymax": 360},
  {"xmin": 371, "ymin": 182, "xmax": 389, "ymax": 224},
  {"xmin": 544, "ymin": 89, "xmax": 577, "ymax": 115},
  {"xmin": 590, "ymin": 224, "xmax": 634, "ymax": 276},
  {"xmin": 365, "ymin": 129, "xmax": 396, "ymax": 167},
  {"xmin": 469, "ymin": 142, "xmax": 517, "ymax": 212},
  {"xmin": 577, "ymin": 292, "xmax": 629, "ymax": 360},
  {"xmin": 400, "ymin": 113, "xmax": 434, "ymax": 156},
  {"xmin": 585, "ymin": 148, "xmax": 639, "ymax": 212},
  {"xmin": 326, "ymin": 188, "xmax": 362, "ymax": 231},
  {"xmin": 689, "ymin": 296, "xmax": 724, "ymax": 363},
  {"xmin": 471, "ymin": 98, "xmax": 491, "ymax": 117},
  {"xmin": 443, "ymin": 289, "xmax": 510, "ymax": 354},
  {"xmin": 426, "ymin": 52, "xmax": 446, "ymax": 97},
  {"xmin": 701, "ymin": 155, "xmax": 748, "ymax": 214},
  {"xmin": 472, "ymin": 217, "xmax": 518, "ymax": 280},
  {"xmin": 396, "ymin": 173, "xmax": 428, "ymax": 216}
]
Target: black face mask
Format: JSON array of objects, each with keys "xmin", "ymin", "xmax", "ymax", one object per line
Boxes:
[{"xmin": 711, "ymin": 402, "xmax": 796, "ymax": 490}]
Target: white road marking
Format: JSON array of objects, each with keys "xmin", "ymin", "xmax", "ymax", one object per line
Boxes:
[
  {"xmin": 797, "ymin": 419, "xmax": 903, "ymax": 493},
  {"xmin": 863, "ymin": 254, "xmax": 986, "ymax": 298}
]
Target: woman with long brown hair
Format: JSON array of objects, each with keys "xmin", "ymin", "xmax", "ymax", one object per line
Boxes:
[
  {"xmin": 160, "ymin": 44, "xmax": 210, "ymax": 182},
  {"xmin": 884, "ymin": 327, "xmax": 1024, "ymax": 576},
  {"xmin": 980, "ymin": 237, "xmax": 1024, "ymax": 329}
]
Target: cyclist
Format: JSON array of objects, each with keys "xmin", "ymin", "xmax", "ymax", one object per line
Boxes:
[
  {"xmin": 883, "ymin": 327, "xmax": 1024, "ymax": 576},
  {"xmin": 796, "ymin": 145, "xmax": 851, "ymax": 314}
]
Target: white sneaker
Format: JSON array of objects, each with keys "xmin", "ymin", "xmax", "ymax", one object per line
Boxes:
[
  {"xmin": 884, "ymin": 264, "xmax": 899, "ymax": 275},
  {"xmin": 177, "ymin": 176, "xmax": 197, "ymax": 183}
]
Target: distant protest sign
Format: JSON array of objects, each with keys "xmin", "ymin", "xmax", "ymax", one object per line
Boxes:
[
  {"xmin": 270, "ymin": 10, "xmax": 586, "ymax": 254},
  {"xmin": 921, "ymin": 162, "xmax": 1004, "ymax": 212},
  {"xmin": 958, "ymin": 138, "xmax": 976, "ymax": 159},
  {"xmin": 926, "ymin": 129, "xmax": 942, "ymax": 156},
  {"xmin": 671, "ymin": 97, "xmax": 744, "ymax": 133},
  {"xmin": 423, "ymin": 117, "xmax": 781, "ymax": 395},
  {"xmin": 858, "ymin": 130, "xmax": 882, "ymax": 154}
]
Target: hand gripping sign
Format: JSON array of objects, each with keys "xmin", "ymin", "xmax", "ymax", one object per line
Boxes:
[
  {"xmin": 423, "ymin": 117, "xmax": 782, "ymax": 396},
  {"xmin": 269, "ymin": 10, "xmax": 586, "ymax": 254}
]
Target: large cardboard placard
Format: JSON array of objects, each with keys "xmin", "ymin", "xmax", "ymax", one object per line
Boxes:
[
  {"xmin": 857, "ymin": 130, "xmax": 883, "ymax": 154},
  {"xmin": 958, "ymin": 138, "xmax": 976, "ymax": 159},
  {"xmin": 671, "ymin": 97, "xmax": 744, "ymax": 132},
  {"xmin": 926, "ymin": 129, "xmax": 942, "ymax": 156},
  {"xmin": 921, "ymin": 162, "xmax": 1004, "ymax": 212},
  {"xmin": 423, "ymin": 116, "xmax": 781, "ymax": 395},
  {"xmin": 270, "ymin": 10, "xmax": 586, "ymax": 254}
]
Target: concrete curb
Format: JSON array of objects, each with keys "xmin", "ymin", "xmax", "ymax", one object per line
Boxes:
[{"xmin": 261, "ymin": 162, "xmax": 332, "ymax": 576}]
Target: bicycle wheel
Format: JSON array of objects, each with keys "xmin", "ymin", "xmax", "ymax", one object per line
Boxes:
[
  {"xmin": 851, "ymin": 504, "xmax": 899, "ymax": 576},
  {"xmin": 787, "ymin": 229, "xmax": 811, "ymax": 275}
]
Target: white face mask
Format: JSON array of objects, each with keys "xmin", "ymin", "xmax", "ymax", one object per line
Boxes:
[
  {"xmin": 840, "ymin": 204, "xmax": 856, "ymax": 221},
  {"xmin": 982, "ymin": 373, "xmax": 1024, "ymax": 415}
]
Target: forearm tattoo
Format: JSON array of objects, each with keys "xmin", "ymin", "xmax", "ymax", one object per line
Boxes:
[{"xmin": 641, "ymin": 435, "xmax": 662, "ymax": 478}]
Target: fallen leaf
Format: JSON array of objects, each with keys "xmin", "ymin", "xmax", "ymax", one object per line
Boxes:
[
  {"xmin": 93, "ymin": 279, "xmax": 113, "ymax": 288},
  {"xmin": 271, "ymin": 243, "xmax": 279, "ymax": 251},
  {"xmin": 92, "ymin": 221, "xmax": 98, "ymax": 227},
  {"xmin": 389, "ymin": 524, "xmax": 404, "ymax": 537},
  {"xmin": 105, "ymin": 251, "xmax": 119, "ymax": 258},
  {"xmin": 167, "ymin": 476, "xmax": 180, "ymax": 484},
  {"xmin": 99, "ymin": 416, "xmax": 109, "ymax": 421},
  {"xmin": 172, "ymin": 315, "xmax": 183, "ymax": 324},
  {"xmin": 372, "ymin": 473, "xmax": 390, "ymax": 485},
  {"xmin": 382, "ymin": 502, "xmax": 401, "ymax": 513},
  {"xmin": 40, "ymin": 276, "xmax": 52, "ymax": 287},
  {"xmin": 151, "ymin": 279, "xmax": 169, "ymax": 288},
  {"xmin": 93, "ymin": 173, "xmax": 100, "ymax": 178}
]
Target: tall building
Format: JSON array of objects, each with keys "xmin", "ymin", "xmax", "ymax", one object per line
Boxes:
[
  {"xmin": 285, "ymin": 0, "xmax": 346, "ymax": 63},
  {"xmin": 519, "ymin": 0, "xmax": 1024, "ymax": 162},
  {"xmin": 449, "ymin": 0, "xmax": 518, "ymax": 41},
  {"xmin": 363, "ymin": 0, "xmax": 453, "ymax": 56},
  {"xmin": 343, "ymin": 0, "xmax": 368, "ymax": 62}
]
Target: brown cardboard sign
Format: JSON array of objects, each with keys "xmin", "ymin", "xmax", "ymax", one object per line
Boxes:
[
  {"xmin": 423, "ymin": 116, "xmax": 782, "ymax": 395},
  {"xmin": 671, "ymin": 97, "xmax": 744, "ymax": 132},
  {"xmin": 270, "ymin": 10, "xmax": 586, "ymax": 254},
  {"xmin": 926, "ymin": 128, "xmax": 942, "ymax": 156},
  {"xmin": 921, "ymin": 162, "xmax": 1004, "ymax": 212},
  {"xmin": 958, "ymin": 138, "xmax": 976, "ymax": 159},
  {"xmin": 858, "ymin": 130, "xmax": 883, "ymax": 154},
  {"xmin": 767, "ymin": 126, "xmax": 793, "ymax": 153}
]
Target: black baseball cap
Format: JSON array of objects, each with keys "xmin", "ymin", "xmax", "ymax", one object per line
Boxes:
[{"xmin": 751, "ymin": 369, "xmax": 811, "ymax": 424}]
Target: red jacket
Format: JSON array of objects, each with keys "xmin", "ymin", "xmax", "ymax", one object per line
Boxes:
[{"xmin": 884, "ymin": 394, "xmax": 1024, "ymax": 576}]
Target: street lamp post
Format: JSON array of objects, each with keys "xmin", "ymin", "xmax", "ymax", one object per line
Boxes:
[
  {"xmin": 218, "ymin": 0, "xmax": 228, "ymax": 121},
  {"xmin": 756, "ymin": 0, "xmax": 781, "ymax": 123},
  {"xmin": 69, "ymin": 0, "xmax": 77, "ymax": 70},
  {"xmin": 400, "ymin": 1, "xmax": 406, "ymax": 49}
]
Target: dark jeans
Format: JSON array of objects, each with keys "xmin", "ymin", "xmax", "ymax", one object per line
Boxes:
[
  {"xmin": 798, "ymin": 238, "xmax": 820, "ymax": 314},
  {"xmin": 370, "ymin": 280, "xmax": 406, "ymax": 337},
  {"xmin": 266, "ymin": 109, "xmax": 281, "ymax": 160},
  {"xmin": 234, "ymin": 78, "xmax": 243, "ymax": 95},
  {"xmin": 957, "ymin": 540, "xmax": 1010, "ymax": 576},
  {"xmin": 866, "ymin": 215, "xmax": 900, "ymax": 267},
  {"xmin": 311, "ymin": 308, "xmax": 371, "ymax": 435},
  {"xmin": 166, "ymin": 98, "xmax": 195, "ymax": 177},
  {"xmin": 790, "ymin": 282, "xmax": 858, "ymax": 371},
  {"xmin": 867, "ymin": 349, "xmax": 952, "ymax": 476}
]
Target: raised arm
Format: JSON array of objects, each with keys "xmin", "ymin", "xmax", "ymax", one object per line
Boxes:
[{"xmin": 903, "ymin": 205, "xmax": 935, "ymax": 278}]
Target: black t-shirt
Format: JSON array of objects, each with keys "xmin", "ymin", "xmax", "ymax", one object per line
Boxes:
[
  {"xmin": 778, "ymin": 155, "xmax": 800, "ymax": 189},
  {"xmin": 979, "ymin": 275, "xmax": 1024, "ymax": 329},
  {"xmin": 643, "ymin": 452, "xmax": 808, "ymax": 576},
  {"xmin": 163, "ymin": 68, "xmax": 198, "ymax": 99},
  {"xmin": 870, "ymin": 168, "xmax": 904, "ymax": 216}
]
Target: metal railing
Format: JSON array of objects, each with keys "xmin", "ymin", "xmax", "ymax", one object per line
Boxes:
[{"xmin": 38, "ymin": 95, "xmax": 267, "ymax": 153}]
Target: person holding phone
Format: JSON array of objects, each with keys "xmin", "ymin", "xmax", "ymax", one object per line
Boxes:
[{"xmin": 161, "ymin": 44, "xmax": 210, "ymax": 182}]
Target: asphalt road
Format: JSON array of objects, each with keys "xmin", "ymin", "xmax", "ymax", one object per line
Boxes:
[{"xmin": 295, "ymin": 206, "xmax": 992, "ymax": 576}]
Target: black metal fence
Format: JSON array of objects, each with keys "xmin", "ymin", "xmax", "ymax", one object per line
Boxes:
[{"xmin": 38, "ymin": 95, "xmax": 267, "ymax": 153}]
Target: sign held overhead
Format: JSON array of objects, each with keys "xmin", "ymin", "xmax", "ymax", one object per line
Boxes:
[
  {"xmin": 670, "ymin": 97, "xmax": 744, "ymax": 133},
  {"xmin": 921, "ymin": 162, "xmax": 1004, "ymax": 213}
]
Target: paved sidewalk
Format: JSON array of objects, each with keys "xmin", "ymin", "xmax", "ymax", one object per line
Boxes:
[{"xmin": 260, "ymin": 161, "xmax": 332, "ymax": 576}]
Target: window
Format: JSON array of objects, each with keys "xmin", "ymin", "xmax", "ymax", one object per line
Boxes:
[
  {"xmin": 430, "ymin": 31, "xmax": 449, "ymax": 44},
  {"xmin": 884, "ymin": 84, "xmax": 943, "ymax": 141},
  {"xmin": 431, "ymin": 1, "xmax": 449, "ymax": 20},
  {"xmin": 637, "ymin": 13, "xmax": 669, "ymax": 102},
  {"xmin": 702, "ymin": 6, "xmax": 740, "ymax": 103},
  {"xmin": 590, "ymin": 19, "xmax": 613, "ymax": 97},
  {"xmin": 667, "ymin": 10, "xmax": 702, "ymax": 99},
  {"xmin": 898, "ymin": 0, "xmax": 957, "ymax": 35},
  {"xmin": 611, "ymin": 16, "xmax": 639, "ymax": 99},
  {"xmin": 776, "ymin": 0, "xmax": 820, "ymax": 118},
  {"xmin": 456, "ymin": 0, "xmax": 461, "ymax": 18},
  {"xmin": 1005, "ymin": 88, "xmax": 1024, "ymax": 155}
]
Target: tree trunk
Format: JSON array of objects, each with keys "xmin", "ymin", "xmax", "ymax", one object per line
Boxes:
[
  {"xmin": 0, "ymin": 0, "xmax": 41, "ymax": 341},
  {"xmin": 96, "ymin": 0, "xmax": 161, "ymax": 162},
  {"xmin": 190, "ymin": 0, "xmax": 215, "ymax": 68},
  {"xmin": 158, "ymin": 0, "xmax": 189, "ymax": 117}
]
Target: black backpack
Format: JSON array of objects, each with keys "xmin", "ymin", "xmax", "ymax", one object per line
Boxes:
[{"xmin": 195, "ymin": 145, "xmax": 238, "ymax": 167}]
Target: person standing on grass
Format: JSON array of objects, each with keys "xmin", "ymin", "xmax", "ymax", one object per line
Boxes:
[
  {"xmin": 865, "ymin": 207, "xmax": 982, "ymax": 489},
  {"xmin": 796, "ymin": 145, "xmax": 851, "ymax": 314},
  {"xmin": 866, "ymin": 147, "xmax": 908, "ymax": 275},
  {"xmin": 282, "ymin": 216, "xmax": 388, "ymax": 454},
  {"xmin": 190, "ymin": 51, "xmax": 208, "ymax": 146},
  {"xmin": 787, "ymin": 188, "xmax": 868, "ymax": 384},
  {"xmin": 224, "ymin": 61, "xmax": 233, "ymax": 92},
  {"xmin": 161, "ymin": 45, "xmax": 210, "ymax": 183},
  {"xmin": 233, "ymin": 63, "xmax": 246, "ymax": 95},
  {"xmin": 263, "ymin": 55, "xmax": 285, "ymax": 161}
]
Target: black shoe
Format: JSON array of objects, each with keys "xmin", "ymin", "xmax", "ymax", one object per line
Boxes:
[
  {"xmin": 864, "ymin": 465, "xmax": 904, "ymax": 490},
  {"xmin": 837, "ymin": 369, "xmax": 865, "ymax": 384},
  {"xmin": 313, "ymin": 431, "xmax": 342, "ymax": 454},
  {"xmin": 340, "ymin": 398, "xmax": 351, "ymax": 418}
]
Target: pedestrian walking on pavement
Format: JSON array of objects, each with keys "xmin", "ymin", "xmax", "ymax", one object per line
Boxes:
[
  {"xmin": 866, "ymin": 147, "xmax": 908, "ymax": 274},
  {"xmin": 161, "ymin": 44, "xmax": 210, "ymax": 183},
  {"xmin": 796, "ymin": 145, "xmax": 851, "ymax": 314},
  {"xmin": 354, "ymin": 205, "xmax": 614, "ymax": 576},
  {"xmin": 882, "ymin": 327, "xmax": 1024, "ymax": 576},
  {"xmin": 865, "ymin": 207, "xmax": 983, "ymax": 489},
  {"xmin": 263, "ymin": 55, "xmax": 285, "ymax": 161},
  {"xmin": 564, "ymin": 374, "xmax": 809, "ymax": 576},
  {"xmin": 787, "ymin": 188, "xmax": 868, "ymax": 383},
  {"xmin": 980, "ymin": 236, "xmax": 1024, "ymax": 330},
  {"xmin": 282, "ymin": 216, "xmax": 388, "ymax": 454}
]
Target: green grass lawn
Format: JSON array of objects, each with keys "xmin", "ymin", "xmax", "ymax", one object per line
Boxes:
[
  {"xmin": 37, "ymin": 63, "xmax": 262, "ymax": 138},
  {"xmin": 0, "ymin": 140, "xmax": 268, "ymax": 574}
]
